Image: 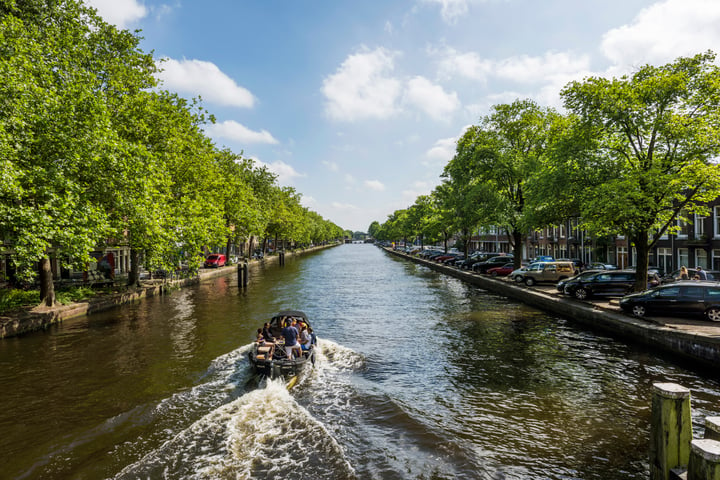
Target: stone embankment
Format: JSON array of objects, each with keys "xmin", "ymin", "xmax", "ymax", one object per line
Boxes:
[
  {"xmin": 387, "ymin": 248, "xmax": 720, "ymax": 369},
  {"xmin": 0, "ymin": 244, "xmax": 338, "ymax": 339}
]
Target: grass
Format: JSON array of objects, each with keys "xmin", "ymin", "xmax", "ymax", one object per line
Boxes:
[{"xmin": 0, "ymin": 286, "xmax": 98, "ymax": 315}]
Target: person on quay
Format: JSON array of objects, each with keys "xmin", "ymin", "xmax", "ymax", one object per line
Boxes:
[
  {"xmin": 696, "ymin": 266, "xmax": 708, "ymax": 280},
  {"xmin": 678, "ymin": 266, "xmax": 689, "ymax": 280}
]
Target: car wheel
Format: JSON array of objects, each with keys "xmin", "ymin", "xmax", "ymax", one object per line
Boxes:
[
  {"xmin": 514, "ymin": 276, "xmax": 523, "ymax": 283},
  {"xmin": 706, "ymin": 307, "xmax": 720, "ymax": 322},
  {"xmin": 525, "ymin": 277, "xmax": 536, "ymax": 286},
  {"xmin": 574, "ymin": 288, "xmax": 589, "ymax": 300},
  {"xmin": 631, "ymin": 305, "xmax": 646, "ymax": 318},
  {"xmin": 491, "ymin": 271, "xmax": 498, "ymax": 277}
]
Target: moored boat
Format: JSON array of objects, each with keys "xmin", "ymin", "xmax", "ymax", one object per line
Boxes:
[{"xmin": 249, "ymin": 310, "xmax": 317, "ymax": 379}]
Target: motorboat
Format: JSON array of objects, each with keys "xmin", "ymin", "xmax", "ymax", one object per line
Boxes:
[{"xmin": 248, "ymin": 310, "xmax": 316, "ymax": 379}]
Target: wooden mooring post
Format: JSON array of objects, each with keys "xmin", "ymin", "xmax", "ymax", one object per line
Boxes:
[
  {"xmin": 279, "ymin": 251, "xmax": 285, "ymax": 266},
  {"xmin": 651, "ymin": 383, "xmax": 720, "ymax": 480},
  {"xmin": 237, "ymin": 262, "xmax": 248, "ymax": 289}
]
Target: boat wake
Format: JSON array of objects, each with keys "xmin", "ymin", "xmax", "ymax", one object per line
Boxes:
[{"xmin": 114, "ymin": 339, "xmax": 362, "ymax": 479}]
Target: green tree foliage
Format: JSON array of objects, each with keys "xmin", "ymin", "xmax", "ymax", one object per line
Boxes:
[
  {"xmin": 0, "ymin": 0, "xmax": 346, "ymax": 303},
  {"xmin": 560, "ymin": 51, "xmax": 720, "ymax": 290}
]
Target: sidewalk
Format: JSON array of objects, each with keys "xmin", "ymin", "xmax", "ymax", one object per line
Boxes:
[{"xmin": 388, "ymin": 248, "xmax": 720, "ymax": 368}]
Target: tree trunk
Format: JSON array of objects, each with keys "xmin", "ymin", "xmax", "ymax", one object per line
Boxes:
[
  {"xmin": 225, "ymin": 237, "xmax": 232, "ymax": 261},
  {"xmin": 511, "ymin": 229, "xmax": 524, "ymax": 269},
  {"xmin": 633, "ymin": 232, "xmax": 650, "ymax": 292},
  {"xmin": 128, "ymin": 248, "xmax": 140, "ymax": 286},
  {"xmin": 39, "ymin": 256, "xmax": 55, "ymax": 307}
]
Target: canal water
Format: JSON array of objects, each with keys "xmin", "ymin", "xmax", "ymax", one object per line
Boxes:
[{"xmin": 1, "ymin": 245, "xmax": 719, "ymax": 479}]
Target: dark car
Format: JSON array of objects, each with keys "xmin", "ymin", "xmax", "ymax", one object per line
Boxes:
[
  {"xmin": 556, "ymin": 270, "xmax": 601, "ymax": 293},
  {"xmin": 661, "ymin": 268, "xmax": 720, "ymax": 284},
  {"xmin": 458, "ymin": 252, "xmax": 496, "ymax": 269},
  {"xmin": 473, "ymin": 254, "xmax": 514, "ymax": 273},
  {"xmin": 562, "ymin": 270, "xmax": 661, "ymax": 300},
  {"xmin": 586, "ymin": 262, "xmax": 618, "ymax": 271},
  {"xmin": 619, "ymin": 282, "xmax": 720, "ymax": 321}
]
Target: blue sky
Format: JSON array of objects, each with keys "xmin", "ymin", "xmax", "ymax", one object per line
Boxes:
[{"xmin": 85, "ymin": 0, "xmax": 720, "ymax": 233}]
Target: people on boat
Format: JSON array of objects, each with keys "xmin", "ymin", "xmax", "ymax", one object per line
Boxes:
[
  {"xmin": 256, "ymin": 328, "xmax": 265, "ymax": 343},
  {"xmin": 281, "ymin": 319, "xmax": 302, "ymax": 359},
  {"xmin": 307, "ymin": 326, "xmax": 317, "ymax": 345},
  {"xmin": 262, "ymin": 322, "xmax": 275, "ymax": 342},
  {"xmin": 299, "ymin": 324, "xmax": 311, "ymax": 352}
]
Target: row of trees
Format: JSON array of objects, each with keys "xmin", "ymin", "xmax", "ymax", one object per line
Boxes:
[
  {"xmin": 370, "ymin": 52, "xmax": 720, "ymax": 292},
  {"xmin": 0, "ymin": 0, "xmax": 346, "ymax": 305}
]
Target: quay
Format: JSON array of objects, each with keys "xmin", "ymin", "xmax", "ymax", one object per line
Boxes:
[
  {"xmin": 386, "ymin": 248, "xmax": 720, "ymax": 369},
  {"xmin": 0, "ymin": 244, "xmax": 338, "ymax": 339}
]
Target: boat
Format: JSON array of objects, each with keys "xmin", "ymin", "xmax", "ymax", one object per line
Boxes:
[{"xmin": 248, "ymin": 310, "xmax": 317, "ymax": 379}]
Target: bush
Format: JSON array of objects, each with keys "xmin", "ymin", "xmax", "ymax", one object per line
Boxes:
[
  {"xmin": 0, "ymin": 289, "xmax": 40, "ymax": 314},
  {"xmin": 0, "ymin": 286, "xmax": 98, "ymax": 314}
]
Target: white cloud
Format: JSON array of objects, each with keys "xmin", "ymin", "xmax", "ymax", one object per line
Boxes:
[
  {"xmin": 157, "ymin": 58, "xmax": 256, "ymax": 108},
  {"xmin": 425, "ymin": 124, "xmax": 471, "ymax": 164},
  {"xmin": 322, "ymin": 47, "xmax": 402, "ymax": 122},
  {"xmin": 437, "ymin": 48, "xmax": 591, "ymax": 85},
  {"xmin": 425, "ymin": 136, "xmax": 458, "ymax": 162},
  {"xmin": 205, "ymin": 120, "xmax": 278, "ymax": 145},
  {"xmin": 85, "ymin": 0, "xmax": 147, "ymax": 28},
  {"xmin": 322, "ymin": 161, "xmax": 340, "ymax": 172},
  {"xmin": 404, "ymin": 76, "xmax": 460, "ymax": 120},
  {"xmin": 601, "ymin": 0, "xmax": 720, "ymax": 68},
  {"xmin": 331, "ymin": 202, "xmax": 360, "ymax": 211},
  {"xmin": 254, "ymin": 158, "xmax": 305, "ymax": 186},
  {"xmin": 364, "ymin": 180, "xmax": 386, "ymax": 191},
  {"xmin": 422, "ymin": 0, "xmax": 470, "ymax": 24}
]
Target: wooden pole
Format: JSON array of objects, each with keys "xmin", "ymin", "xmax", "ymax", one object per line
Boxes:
[
  {"xmin": 237, "ymin": 263, "xmax": 244, "ymax": 289},
  {"xmin": 242, "ymin": 262, "xmax": 248, "ymax": 288},
  {"xmin": 651, "ymin": 383, "xmax": 693, "ymax": 480},
  {"xmin": 688, "ymin": 439, "xmax": 720, "ymax": 480}
]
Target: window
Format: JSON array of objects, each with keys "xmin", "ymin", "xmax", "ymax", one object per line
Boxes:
[
  {"xmin": 680, "ymin": 286, "xmax": 705, "ymax": 300},
  {"xmin": 657, "ymin": 248, "xmax": 673, "ymax": 273},
  {"xmin": 715, "ymin": 206, "xmax": 720, "ymax": 238},
  {"xmin": 695, "ymin": 214, "xmax": 706, "ymax": 236},
  {"xmin": 706, "ymin": 287, "xmax": 720, "ymax": 298},
  {"xmin": 713, "ymin": 250, "xmax": 720, "ymax": 271},
  {"xmin": 677, "ymin": 213, "xmax": 690, "ymax": 238},
  {"xmin": 616, "ymin": 247, "xmax": 628, "ymax": 269},
  {"xmin": 678, "ymin": 248, "xmax": 689, "ymax": 269},
  {"xmin": 696, "ymin": 249, "xmax": 708, "ymax": 269},
  {"xmin": 657, "ymin": 286, "xmax": 681, "ymax": 298}
]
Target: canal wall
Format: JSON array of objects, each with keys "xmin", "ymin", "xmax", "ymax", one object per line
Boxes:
[
  {"xmin": 0, "ymin": 243, "xmax": 339, "ymax": 339},
  {"xmin": 387, "ymin": 248, "xmax": 720, "ymax": 369}
]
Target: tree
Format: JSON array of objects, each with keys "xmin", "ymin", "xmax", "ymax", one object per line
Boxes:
[
  {"xmin": 561, "ymin": 51, "xmax": 720, "ymax": 291},
  {"xmin": 0, "ymin": 0, "xmax": 156, "ymax": 303}
]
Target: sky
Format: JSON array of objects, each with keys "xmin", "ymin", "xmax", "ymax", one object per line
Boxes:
[{"xmin": 84, "ymin": 0, "xmax": 720, "ymax": 233}]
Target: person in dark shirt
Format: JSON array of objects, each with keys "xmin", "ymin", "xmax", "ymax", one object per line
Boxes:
[
  {"xmin": 262, "ymin": 322, "xmax": 275, "ymax": 342},
  {"xmin": 281, "ymin": 320, "xmax": 300, "ymax": 359}
]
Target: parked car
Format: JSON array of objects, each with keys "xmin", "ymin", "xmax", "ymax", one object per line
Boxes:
[
  {"xmin": 516, "ymin": 261, "xmax": 576, "ymax": 286},
  {"xmin": 204, "ymin": 254, "xmax": 227, "ymax": 268},
  {"xmin": 458, "ymin": 252, "xmax": 496, "ymax": 270},
  {"xmin": 556, "ymin": 270, "xmax": 601, "ymax": 293},
  {"xmin": 562, "ymin": 270, "xmax": 661, "ymax": 300},
  {"xmin": 486, "ymin": 262, "xmax": 519, "ymax": 277},
  {"xmin": 586, "ymin": 262, "xmax": 618, "ymax": 271},
  {"xmin": 530, "ymin": 255, "xmax": 555, "ymax": 263},
  {"xmin": 557, "ymin": 258, "xmax": 584, "ymax": 273},
  {"xmin": 473, "ymin": 254, "xmax": 514, "ymax": 273},
  {"xmin": 661, "ymin": 268, "xmax": 720, "ymax": 284},
  {"xmin": 510, "ymin": 264, "xmax": 532, "ymax": 282},
  {"xmin": 619, "ymin": 282, "xmax": 720, "ymax": 321}
]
